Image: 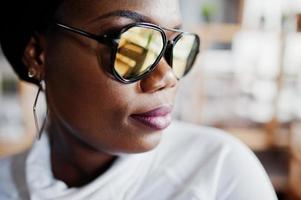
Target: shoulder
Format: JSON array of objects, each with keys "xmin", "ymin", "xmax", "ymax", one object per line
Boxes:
[
  {"xmin": 0, "ymin": 156, "xmax": 17, "ymax": 199},
  {"xmin": 0, "ymin": 152, "xmax": 30, "ymax": 200},
  {"xmin": 0, "ymin": 156, "xmax": 14, "ymax": 186},
  {"xmin": 158, "ymin": 120, "xmax": 245, "ymax": 161},
  {"xmin": 153, "ymin": 120, "xmax": 277, "ymax": 200},
  {"xmin": 160, "ymin": 120, "xmax": 264, "ymax": 162},
  {"xmin": 0, "ymin": 156, "xmax": 12, "ymax": 179}
]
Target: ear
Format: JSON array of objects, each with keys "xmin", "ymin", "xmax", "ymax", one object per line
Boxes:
[{"xmin": 22, "ymin": 33, "xmax": 47, "ymax": 81}]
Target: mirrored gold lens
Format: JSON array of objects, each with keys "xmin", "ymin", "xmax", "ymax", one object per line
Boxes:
[
  {"xmin": 172, "ymin": 34, "xmax": 199, "ymax": 78},
  {"xmin": 114, "ymin": 26, "xmax": 164, "ymax": 79}
]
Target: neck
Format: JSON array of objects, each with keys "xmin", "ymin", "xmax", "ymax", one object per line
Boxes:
[{"xmin": 47, "ymin": 118, "xmax": 117, "ymax": 188}]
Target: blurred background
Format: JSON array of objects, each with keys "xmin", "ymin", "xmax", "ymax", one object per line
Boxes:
[{"xmin": 0, "ymin": 0, "xmax": 300, "ymax": 199}]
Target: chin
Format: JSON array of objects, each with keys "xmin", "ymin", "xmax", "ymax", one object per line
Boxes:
[{"xmin": 118, "ymin": 130, "xmax": 163, "ymax": 154}]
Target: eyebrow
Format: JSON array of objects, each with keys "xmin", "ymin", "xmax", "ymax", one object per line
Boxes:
[
  {"xmin": 90, "ymin": 10, "xmax": 152, "ymax": 23},
  {"xmin": 89, "ymin": 10, "xmax": 183, "ymax": 30}
]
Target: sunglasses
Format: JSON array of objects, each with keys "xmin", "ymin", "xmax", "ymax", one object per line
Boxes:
[{"xmin": 55, "ymin": 22, "xmax": 200, "ymax": 84}]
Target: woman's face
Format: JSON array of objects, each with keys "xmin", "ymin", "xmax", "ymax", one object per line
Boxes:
[{"xmin": 44, "ymin": 0, "xmax": 182, "ymax": 154}]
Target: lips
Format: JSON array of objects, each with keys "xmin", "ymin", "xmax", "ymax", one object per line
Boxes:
[{"xmin": 130, "ymin": 106, "xmax": 173, "ymax": 130}]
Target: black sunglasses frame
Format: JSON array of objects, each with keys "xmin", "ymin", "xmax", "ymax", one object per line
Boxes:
[{"xmin": 55, "ymin": 22, "xmax": 200, "ymax": 84}]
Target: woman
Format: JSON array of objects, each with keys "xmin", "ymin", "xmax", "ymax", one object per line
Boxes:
[{"xmin": 0, "ymin": 0, "xmax": 277, "ymax": 199}]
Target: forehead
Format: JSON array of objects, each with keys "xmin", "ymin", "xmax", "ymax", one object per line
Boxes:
[{"xmin": 57, "ymin": 0, "xmax": 182, "ymax": 27}]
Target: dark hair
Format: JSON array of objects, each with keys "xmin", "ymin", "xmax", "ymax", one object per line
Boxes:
[{"xmin": 0, "ymin": 1, "xmax": 63, "ymax": 85}]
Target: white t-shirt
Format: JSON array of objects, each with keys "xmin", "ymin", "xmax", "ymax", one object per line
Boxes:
[{"xmin": 0, "ymin": 121, "xmax": 278, "ymax": 200}]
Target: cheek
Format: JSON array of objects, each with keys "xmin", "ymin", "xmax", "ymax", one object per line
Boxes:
[{"xmin": 44, "ymin": 38, "xmax": 136, "ymax": 136}]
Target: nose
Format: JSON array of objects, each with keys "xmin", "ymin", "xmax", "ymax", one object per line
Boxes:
[{"xmin": 139, "ymin": 59, "xmax": 178, "ymax": 93}]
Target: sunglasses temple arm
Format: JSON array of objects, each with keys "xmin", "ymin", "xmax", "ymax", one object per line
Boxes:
[{"xmin": 55, "ymin": 23, "xmax": 116, "ymax": 46}]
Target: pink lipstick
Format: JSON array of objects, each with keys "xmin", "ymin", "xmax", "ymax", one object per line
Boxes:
[{"xmin": 130, "ymin": 106, "xmax": 173, "ymax": 130}]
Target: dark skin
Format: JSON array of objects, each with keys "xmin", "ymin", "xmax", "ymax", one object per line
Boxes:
[{"xmin": 23, "ymin": 0, "xmax": 182, "ymax": 187}]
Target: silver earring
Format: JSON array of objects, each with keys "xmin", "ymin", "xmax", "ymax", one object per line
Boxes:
[
  {"xmin": 28, "ymin": 68, "xmax": 37, "ymax": 78},
  {"xmin": 33, "ymin": 80, "xmax": 48, "ymax": 140}
]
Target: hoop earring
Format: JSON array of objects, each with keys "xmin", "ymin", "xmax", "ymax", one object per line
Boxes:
[{"xmin": 33, "ymin": 81, "xmax": 48, "ymax": 140}]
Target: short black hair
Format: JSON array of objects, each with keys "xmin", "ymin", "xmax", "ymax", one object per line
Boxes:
[{"xmin": 0, "ymin": 1, "xmax": 63, "ymax": 85}]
